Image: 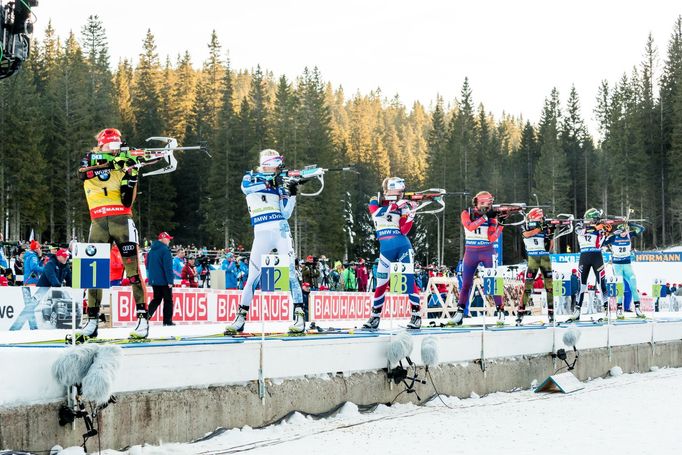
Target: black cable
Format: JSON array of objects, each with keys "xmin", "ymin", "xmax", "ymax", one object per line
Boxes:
[
  {"xmin": 389, "ymin": 388, "xmax": 408, "ymax": 405},
  {"xmin": 97, "ymin": 410, "xmax": 102, "ymax": 455},
  {"xmin": 425, "ymin": 368, "xmax": 454, "ymax": 409}
]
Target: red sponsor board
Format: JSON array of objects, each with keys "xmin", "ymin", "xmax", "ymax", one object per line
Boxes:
[
  {"xmin": 112, "ymin": 288, "xmax": 409, "ymax": 325},
  {"xmin": 309, "ymin": 292, "xmax": 411, "ymax": 321},
  {"xmin": 215, "ymin": 291, "xmax": 291, "ymax": 322},
  {"xmin": 116, "ymin": 288, "xmax": 209, "ymax": 324}
]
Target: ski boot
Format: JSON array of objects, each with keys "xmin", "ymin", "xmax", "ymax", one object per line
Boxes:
[
  {"xmin": 515, "ymin": 306, "xmax": 526, "ymax": 326},
  {"xmin": 616, "ymin": 307, "xmax": 625, "ymax": 320},
  {"xmin": 635, "ymin": 304, "xmax": 646, "ymax": 319},
  {"xmin": 567, "ymin": 305, "xmax": 581, "ymax": 323},
  {"xmin": 362, "ymin": 311, "xmax": 381, "ymax": 330},
  {"xmin": 406, "ymin": 311, "xmax": 422, "ymax": 330},
  {"xmin": 495, "ymin": 307, "xmax": 506, "ymax": 326},
  {"xmin": 289, "ymin": 305, "xmax": 306, "ymax": 334},
  {"xmin": 548, "ymin": 310, "xmax": 555, "ymax": 325},
  {"xmin": 69, "ymin": 308, "xmax": 100, "ymax": 344},
  {"xmin": 447, "ymin": 308, "xmax": 465, "ymax": 326},
  {"xmin": 130, "ymin": 311, "xmax": 149, "ymax": 339},
  {"xmin": 224, "ymin": 306, "xmax": 248, "ymax": 335}
]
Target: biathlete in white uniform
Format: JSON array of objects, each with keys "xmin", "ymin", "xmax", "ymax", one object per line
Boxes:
[
  {"xmin": 224, "ymin": 149, "xmax": 305, "ymax": 335},
  {"xmin": 363, "ymin": 177, "xmax": 422, "ymax": 330},
  {"xmin": 603, "ymin": 222, "xmax": 646, "ymax": 319}
]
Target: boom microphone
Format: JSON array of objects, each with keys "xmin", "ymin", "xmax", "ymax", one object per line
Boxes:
[
  {"xmin": 562, "ymin": 328, "xmax": 581, "ymax": 348},
  {"xmin": 387, "ymin": 331, "xmax": 414, "ymax": 368},
  {"xmin": 420, "ymin": 337, "xmax": 439, "ymax": 367}
]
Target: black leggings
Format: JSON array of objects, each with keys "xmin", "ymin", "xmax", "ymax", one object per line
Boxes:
[{"xmin": 577, "ymin": 252, "xmax": 607, "ymax": 307}]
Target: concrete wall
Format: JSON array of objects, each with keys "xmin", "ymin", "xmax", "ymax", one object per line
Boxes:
[{"xmin": 2, "ymin": 340, "xmax": 681, "ymax": 452}]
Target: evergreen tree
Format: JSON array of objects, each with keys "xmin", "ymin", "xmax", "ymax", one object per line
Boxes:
[
  {"xmin": 0, "ymin": 64, "xmax": 47, "ymax": 240},
  {"xmin": 132, "ymin": 30, "xmax": 175, "ymax": 238},
  {"xmin": 533, "ymin": 88, "xmax": 570, "ymax": 215}
]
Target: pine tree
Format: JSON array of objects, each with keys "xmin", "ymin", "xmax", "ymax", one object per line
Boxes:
[
  {"xmin": 132, "ymin": 30, "xmax": 175, "ymax": 238},
  {"xmin": 114, "ymin": 59, "xmax": 136, "ymax": 137},
  {"xmin": 0, "ymin": 63, "xmax": 47, "ymax": 240},
  {"xmin": 561, "ymin": 85, "xmax": 589, "ymax": 216},
  {"xmin": 534, "ymin": 88, "xmax": 571, "ymax": 215},
  {"xmin": 80, "ymin": 15, "xmax": 117, "ymax": 127},
  {"xmin": 205, "ymin": 60, "xmax": 238, "ymax": 247}
]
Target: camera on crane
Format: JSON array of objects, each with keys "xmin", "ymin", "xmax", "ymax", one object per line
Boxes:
[{"xmin": 0, "ymin": 0, "xmax": 38, "ymax": 80}]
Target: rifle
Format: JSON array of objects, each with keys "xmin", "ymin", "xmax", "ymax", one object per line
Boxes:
[
  {"xmin": 404, "ymin": 188, "xmax": 446, "ymax": 214},
  {"xmin": 279, "ymin": 165, "xmax": 357, "ymax": 196},
  {"xmin": 78, "ymin": 137, "xmax": 210, "ymax": 177},
  {"xmin": 492, "ymin": 203, "xmax": 526, "ymax": 226},
  {"xmin": 380, "ymin": 188, "xmax": 446, "ymax": 214},
  {"xmin": 545, "ymin": 213, "xmax": 575, "ymax": 240}
]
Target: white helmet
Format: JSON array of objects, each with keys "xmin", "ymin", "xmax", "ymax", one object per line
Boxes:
[
  {"xmin": 259, "ymin": 149, "xmax": 283, "ymax": 170},
  {"xmin": 383, "ymin": 177, "xmax": 406, "ymax": 194}
]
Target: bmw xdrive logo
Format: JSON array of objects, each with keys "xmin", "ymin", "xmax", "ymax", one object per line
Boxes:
[{"xmin": 85, "ymin": 245, "xmax": 97, "ymax": 257}]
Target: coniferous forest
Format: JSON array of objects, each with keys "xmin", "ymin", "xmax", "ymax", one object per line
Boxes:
[{"xmin": 1, "ymin": 16, "xmax": 682, "ymax": 265}]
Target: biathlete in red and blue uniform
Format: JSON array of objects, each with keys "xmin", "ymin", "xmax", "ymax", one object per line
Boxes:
[
  {"xmin": 363, "ymin": 177, "xmax": 422, "ymax": 330},
  {"xmin": 450, "ymin": 191, "xmax": 505, "ymax": 325}
]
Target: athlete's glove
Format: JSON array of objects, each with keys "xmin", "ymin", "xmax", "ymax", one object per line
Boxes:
[
  {"xmin": 485, "ymin": 208, "xmax": 498, "ymax": 219},
  {"xmin": 288, "ymin": 180, "xmax": 299, "ymax": 196}
]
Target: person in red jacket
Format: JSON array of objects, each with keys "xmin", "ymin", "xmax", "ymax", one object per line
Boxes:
[
  {"xmin": 110, "ymin": 243, "xmax": 125, "ymax": 286},
  {"xmin": 181, "ymin": 256, "xmax": 199, "ymax": 288},
  {"xmin": 450, "ymin": 191, "xmax": 504, "ymax": 325},
  {"xmin": 355, "ymin": 258, "xmax": 369, "ymax": 292}
]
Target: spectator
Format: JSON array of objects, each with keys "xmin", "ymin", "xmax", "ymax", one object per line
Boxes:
[
  {"xmin": 23, "ymin": 241, "xmax": 44, "ymax": 285},
  {"xmin": 302, "ymin": 256, "xmax": 320, "ymax": 290},
  {"xmin": 13, "ymin": 248, "xmax": 24, "ymax": 284},
  {"xmin": 196, "ymin": 255, "xmax": 213, "ymax": 288},
  {"xmin": 43, "ymin": 245, "xmax": 58, "ymax": 265},
  {"xmin": 181, "ymin": 255, "xmax": 199, "ymax": 288},
  {"xmin": 173, "ymin": 248, "xmax": 186, "ymax": 284},
  {"xmin": 318, "ymin": 255, "xmax": 330, "ymax": 288},
  {"xmin": 330, "ymin": 261, "xmax": 343, "ymax": 291},
  {"xmin": 221, "ymin": 252, "xmax": 239, "ymax": 289},
  {"xmin": 370, "ymin": 258, "xmax": 379, "ymax": 291},
  {"xmin": 301, "ymin": 282, "xmax": 311, "ymax": 321},
  {"xmin": 341, "ymin": 263, "xmax": 358, "ymax": 291},
  {"xmin": 569, "ymin": 269, "xmax": 580, "ymax": 310},
  {"xmin": 237, "ymin": 257, "xmax": 249, "ymax": 289},
  {"xmin": 110, "ymin": 243, "xmax": 125, "ymax": 286},
  {"xmin": 355, "ymin": 258, "xmax": 369, "ymax": 292},
  {"xmin": 37, "ymin": 248, "xmax": 71, "ymax": 287},
  {"xmin": 147, "ymin": 232, "xmax": 176, "ymax": 326}
]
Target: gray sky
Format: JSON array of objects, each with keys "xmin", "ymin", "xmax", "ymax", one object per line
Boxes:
[{"xmin": 35, "ymin": 0, "xmax": 681, "ymax": 135}]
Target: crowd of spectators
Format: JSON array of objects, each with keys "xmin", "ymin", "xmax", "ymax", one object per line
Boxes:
[{"xmin": 3, "ymin": 234, "xmax": 682, "ymax": 316}]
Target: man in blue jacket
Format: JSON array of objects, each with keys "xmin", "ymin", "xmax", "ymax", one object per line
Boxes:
[
  {"xmin": 221, "ymin": 252, "xmax": 239, "ymax": 289},
  {"xmin": 23, "ymin": 241, "xmax": 44, "ymax": 285},
  {"xmin": 147, "ymin": 232, "xmax": 175, "ymax": 326},
  {"xmin": 37, "ymin": 248, "xmax": 71, "ymax": 287}
]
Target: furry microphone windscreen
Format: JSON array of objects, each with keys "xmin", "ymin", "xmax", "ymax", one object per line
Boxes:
[
  {"xmin": 387, "ymin": 331, "xmax": 414, "ymax": 368},
  {"xmin": 52, "ymin": 344, "xmax": 100, "ymax": 388},
  {"xmin": 82, "ymin": 345, "xmax": 122, "ymax": 406},
  {"xmin": 562, "ymin": 328, "xmax": 581, "ymax": 348},
  {"xmin": 421, "ymin": 336, "xmax": 439, "ymax": 366}
]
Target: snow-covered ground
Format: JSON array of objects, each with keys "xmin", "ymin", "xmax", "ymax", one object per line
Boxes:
[{"xmin": 49, "ymin": 367, "xmax": 682, "ymax": 455}]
